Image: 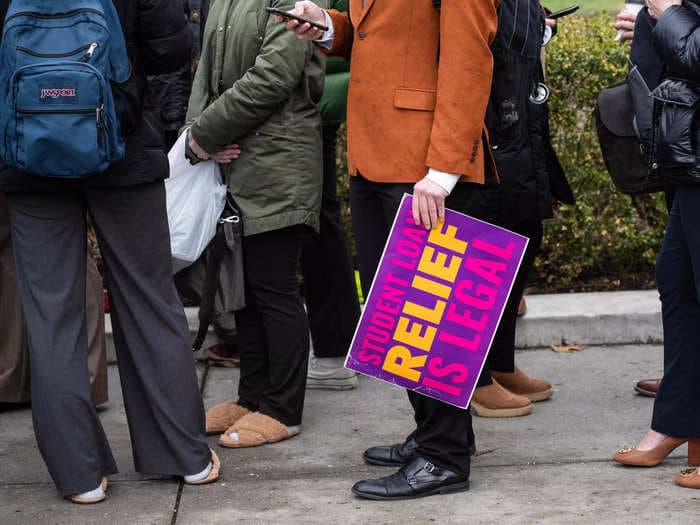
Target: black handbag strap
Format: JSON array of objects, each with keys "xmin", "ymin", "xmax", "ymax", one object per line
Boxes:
[
  {"xmin": 192, "ymin": 224, "xmax": 226, "ymax": 351},
  {"xmin": 192, "ymin": 197, "xmax": 241, "ymax": 352}
]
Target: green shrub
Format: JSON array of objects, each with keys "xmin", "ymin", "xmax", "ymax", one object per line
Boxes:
[
  {"xmin": 542, "ymin": 13, "xmax": 666, "ymax": 291},
  {"xmin": 335, "ymin": 13, "xmax": 667, "ymax": 293}
]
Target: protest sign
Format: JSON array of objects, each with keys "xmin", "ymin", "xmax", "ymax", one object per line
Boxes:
[{"xmin": 344, "ymin": 194, "xmax": 529, "ymax": 408}]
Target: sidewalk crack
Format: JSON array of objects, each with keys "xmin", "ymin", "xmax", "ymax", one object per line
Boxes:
[{"xmin": 171, "ymin": 362, "xmax": 211, "ymax": 525}]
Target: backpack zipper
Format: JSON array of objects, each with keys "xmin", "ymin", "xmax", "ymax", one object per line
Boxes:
[
  {"xmin": 81, "ymin": 43, "xmax": 99, "ymax": 62},
  {"xmin": 6, "ymin": 9, "xmax": 106, "ymax": 23},
  {"xmin": 18, "ymin": 108, "xmax": 97, "ymax": 115},
  {"xmin": 18, "ymin": 107, "xmax": 106, "ymax": 147},
  {"xmin": 16, "ymin": 44, "xmax": 93, "ymax": 59},
  {"xmin": 96, "ymin": 105, "xmax": 104, "ymax": 147}
]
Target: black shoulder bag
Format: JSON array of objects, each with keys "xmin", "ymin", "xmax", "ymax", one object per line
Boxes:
[{"xmin": 594, "ymin": 8, "xmax": 665, "ymax": 194}]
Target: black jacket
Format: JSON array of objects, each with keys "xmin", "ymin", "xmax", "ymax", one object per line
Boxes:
[
  {"xmin": 485, "ymin": 0, "xmax": 574, "ymax": 225},
  {"xmin": 0, "ymin": 0, "xmax": 192, "ymax": 191},
  {"xmin": 650, "ymin": 0, "xmax": 700, "ymax": 185},
  {"xmin": 148, "ymin": 0, "xmax": 207, "ymax": 143}
]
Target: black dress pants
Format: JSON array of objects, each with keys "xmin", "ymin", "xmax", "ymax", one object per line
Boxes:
[
  {"xmin": 652, "ymin": 186, "xmax": 700, "ymax": 437},
  {"xmin": 349, "ymin": 174, "xmax": 499, "ymax": 475},
  {"xmin": 5, "ymin": 182, "xmax": 210, "ymax": 495},
  {"xmin": 300, "ymin": 123, "xmax": 361, "ymax": 358},
  {"xmin": 477, "ymin": 220, "xmax": 543, "ymax": 386},
  {"xmin": 235, "ymin": 225, "xmax": 311, "ymax": 427}
]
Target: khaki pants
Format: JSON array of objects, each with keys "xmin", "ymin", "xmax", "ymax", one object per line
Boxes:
[{"xmin": 0, "ymin": 193, "xmax": 108, "ymax": 405}]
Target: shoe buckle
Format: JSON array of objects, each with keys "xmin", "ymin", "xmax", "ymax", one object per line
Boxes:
[
  {"xmin": 407, "ymin": 475, "xmax": 418, "ymax": 485},
  {"xmin": 424, "ymin": 462, "xmax": 436, "ymax": 474}
]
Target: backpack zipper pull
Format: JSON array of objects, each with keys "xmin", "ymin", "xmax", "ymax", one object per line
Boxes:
[
  {"xmin": 96, "ymin": 105, "xmax": 104, "ymax": 147},
  {"xmin": 81, "ymin": 43, "xmax": 99, "ymax": 62}
]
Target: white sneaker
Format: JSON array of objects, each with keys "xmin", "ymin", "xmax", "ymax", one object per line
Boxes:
[{"xmin": 307, "ymin": 355, "xmax": 359, "ymax": 390}]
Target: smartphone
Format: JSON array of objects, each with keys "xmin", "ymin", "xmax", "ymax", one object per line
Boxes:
[
  {"xmin": 265, "ymin": 7, "xmax": 329, "ymax": 32},
  {"xmin": 546, "ymin": 5, "xmax": 579, "ymax": 19}
]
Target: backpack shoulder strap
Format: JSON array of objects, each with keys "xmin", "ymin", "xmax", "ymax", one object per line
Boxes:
[{"xmin": 99, "ymin": 0, "xmax": 130, "ymax": 82}]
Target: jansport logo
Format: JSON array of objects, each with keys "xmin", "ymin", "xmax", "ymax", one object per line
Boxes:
[{"xmin": 41, "ymin": 88, "xmax": 77, "ymax": 99}]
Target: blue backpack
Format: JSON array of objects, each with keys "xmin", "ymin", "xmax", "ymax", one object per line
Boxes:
[{"xmin": 0, "ymin": 0, "xmax": 130, "ymax": 178}]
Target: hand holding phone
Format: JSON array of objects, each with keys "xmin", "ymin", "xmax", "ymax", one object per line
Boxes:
[{"xmin": 267, "ymin": 6, "xmax": 329, "ymax": 32}]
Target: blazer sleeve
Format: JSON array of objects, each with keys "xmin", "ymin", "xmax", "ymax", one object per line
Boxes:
[
  {"xmin": 425, "ymin": 0, "xmax": 499, "ymax": 176},
  {"xmin": 326, "ymin": 9, "xmax": 353, "ymax": 58},
  {"xmin": 652, "ymin": 4, "xmax": 700, "ymax": 84}
]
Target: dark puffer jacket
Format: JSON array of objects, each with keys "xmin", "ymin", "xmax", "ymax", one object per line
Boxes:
[
  {"xmin": 148, "ymin": 0, "xmax": 208, "ymax": 146},
  {"xmin": 650, "ymin": 1, "xmax": 700, "ymax": 185},
  {"xmin": 0, "ymin": 0, "xmax": 192, "ymax": 191},
  {"xmin": 485, "ymin": 0, "xmax": 574, "ymax": 225}
]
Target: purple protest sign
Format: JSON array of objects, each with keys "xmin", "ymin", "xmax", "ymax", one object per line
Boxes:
[{"xmin": 344, "ymin": 194, "xmax": 529, "ymax": 408}]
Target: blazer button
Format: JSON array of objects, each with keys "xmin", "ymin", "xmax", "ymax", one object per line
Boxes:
[{"xmin": 358, "ymin": 31, "xmax": 366, "ymax": 39}]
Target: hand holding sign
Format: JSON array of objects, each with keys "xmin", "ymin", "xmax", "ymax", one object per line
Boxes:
[
  {"xmin": 412, "ymin": 177, "xmax": 448, "ymax": 230},
  {"xmin": 345, "ymin": 195, "xmax": 528, "ymax": 408}
]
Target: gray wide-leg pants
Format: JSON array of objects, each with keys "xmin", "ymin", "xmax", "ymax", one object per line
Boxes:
[
  {"xmin": 0, "ymin": 192, "xmax": 108, "ymax": 405},
  {"xmin": 5, "ymin": 181, "xmax": 210, "ymax": 495}
]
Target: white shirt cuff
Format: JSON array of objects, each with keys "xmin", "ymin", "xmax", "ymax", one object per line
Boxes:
[
  {"xmin": 426, "ymin": 168, "xmax": 461, "ymax": 194},
  {"xmin": 315, "ymin": 11, "xmax": 335, "ymax": 50}
]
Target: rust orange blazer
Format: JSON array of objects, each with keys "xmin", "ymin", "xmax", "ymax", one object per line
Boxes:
[{"xmin": 327, "ymin": 0, "xmax": 499, "ymax": 184}]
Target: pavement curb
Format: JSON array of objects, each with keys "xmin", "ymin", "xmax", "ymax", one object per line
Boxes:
[
  {"xmin": 105, "ymin": 290, "xmax": 662, "ymax": 362},
  {"xmin": 513, "ymin": 290, "xmax": 662, "ymax": 348}
]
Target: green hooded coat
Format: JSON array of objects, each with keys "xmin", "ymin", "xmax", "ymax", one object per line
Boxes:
[{"xmin": 185, "ymin": 0, "xmax": 324, "ymax": 236}]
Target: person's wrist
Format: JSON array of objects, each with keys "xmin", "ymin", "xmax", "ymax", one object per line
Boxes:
[
  {"xmin": 425, "ymin": 168, "xmax": 460, "ymax": 194},
  {"xmin": 186, "ymin": 129, "xmax": 207, "ymax": 163},
  {"xmin": 314, "ymin": 11, "xmax": 334, "ymax": 48}
]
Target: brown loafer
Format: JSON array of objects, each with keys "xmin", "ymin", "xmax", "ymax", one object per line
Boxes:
[
  {"xmin": 490, "ymin": 367, "xmax": 553, "ymax": 402},
  {"xmin": 676, "ymin": 467, "xmax": 700, "ymax": 489},
  {"xmin": 634, "ymin": 378, "xmax": 661, "ymax": 398},
  {"xmin": 517, "ymin": 297, "xmax": 527, "ymax": 317},
  {"xmin": 471, "ymin": 381, "xmax": 532, "ymax": 418}
]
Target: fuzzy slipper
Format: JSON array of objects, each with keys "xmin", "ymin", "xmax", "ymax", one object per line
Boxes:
[
  {"xmin": 67, "ymin": 477, "xmax": 108, "ymax": 504},
  {"xmin": 219, "ymin": 412, "xmax": 300, "ymax": 448},
  {"xmin": 205, "ymin": 401, "xmax": 250, "ymax": 434},
  {"xmin": 184, "ymin": 449, "xmax": 221, "ymax": 486}
]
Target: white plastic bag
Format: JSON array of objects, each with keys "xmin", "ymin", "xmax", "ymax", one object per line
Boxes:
[{"xmin": 166, "ymin": 131, "xmax": 227, "ymax": 273}]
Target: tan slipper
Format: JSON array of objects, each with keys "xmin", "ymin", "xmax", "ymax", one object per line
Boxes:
[
  {"xmin": 67, "ymin": 477, "xmax": 108, "ymax": 504},
  {"xmin": 185, "ymin": 449, "xmax": 221, "ymax": 486},
  {"xmin": 205, "ymin": 401, "xmax": 250, "ymax": 435},
  {"xmin": 219, "ymin": 412, "xmax": 300, "ymax": 448}
]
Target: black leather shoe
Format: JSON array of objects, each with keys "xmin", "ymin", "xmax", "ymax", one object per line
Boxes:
[
  {"xmin": 363, "ymin": 438, "xmax": 419, "ymax": 467},
  {"xmin": 351, "ymin": 457, "xmax": 469, "ymax": 501}
]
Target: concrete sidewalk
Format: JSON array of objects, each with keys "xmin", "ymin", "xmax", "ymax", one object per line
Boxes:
[
  {"xmin": 105, "ymin": 290, "xmax": 664, "ymax": 361},
  {"xmin": 1, "ymin": 344, "xmax": 694, "ymax": 524}
]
